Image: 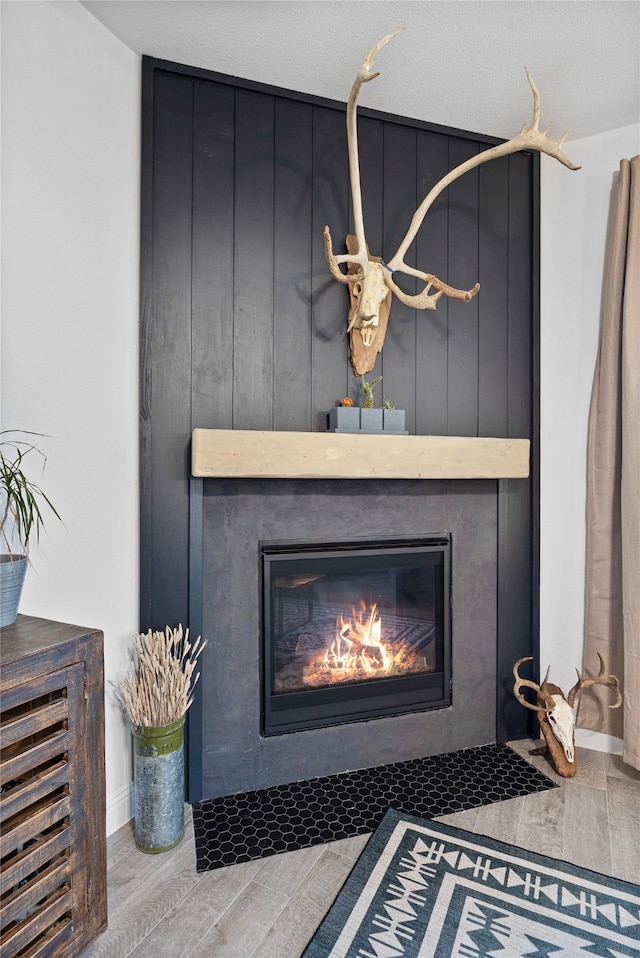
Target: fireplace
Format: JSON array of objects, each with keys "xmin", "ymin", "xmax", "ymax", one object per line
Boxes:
[
  {"xmin": 188, "ymin": 477, "xmax": 500, "ymax": 802},
  {"xmin": 262, "ymin": 536, "xmax": 451, "ymax": 734}
]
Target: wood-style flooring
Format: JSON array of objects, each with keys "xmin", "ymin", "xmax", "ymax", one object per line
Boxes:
[{"xmin": 81, "ymin": 742, "xmax": 640, "ymax": 958}]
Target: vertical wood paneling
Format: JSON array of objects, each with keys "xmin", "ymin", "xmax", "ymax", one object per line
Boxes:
[
  {"xmin": 140, "ymin": 60, "xmax": 155, "ymax": 630},
  {"xmin": 508, "ymin": 152, "xmax": 534, "ymax": 438},
  {"xmin": 146, "ymin": 69, "xmax": 193, "ymax": 630},
  {"xmin": 233, "ymin": 89, "xmax": 275, "ymax": 429},
  {"xmin": 497, "ymin": 150, "xmax": 537, "ymax": 741},
  {"xmin": 352, "ymin": 114, "xmax": 384, "ymax": 403},
  {"xmin": 415, "ymin": 130, "xmax": 450, "ymax": 436},
  {"xmin": 357, "ymin": 115, "xmax": 384, "ymax": 254},
  {"xmin": 273, "ymin": 97, "xmax": 313, "ymax": 431},
  {"xmin": 447, "ymin": 138, "xmax": 480, "ymax": 436},
  {"xmin": 192, "ymin": 81, "xmax": 235, "ymax": 429},
  {"xmin": 382, "ymin": 123, "xmax": 417, "ymax": 428},
  {"xmin": 311, "ymin": 105, "xmax": 350, "ymax": 425},
  {"xmin": 478, "ymin": 157, "xmax": 510, "ymax": 437},
  {"xmin": 498, "ymin": 476, "xmax": 535, "ymax": 739}
]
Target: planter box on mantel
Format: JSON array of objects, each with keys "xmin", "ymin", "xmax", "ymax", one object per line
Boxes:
[
  {"xmin": 382, "ymin": 408, "xmax": 407, "ymax": 434},
  {"xmin": 328, "ymin": 406, "xmax": 361, "ymax": 432},
  {"xmin": 328, "ymin": 407, "xmax": 407, "ymax": 434}
]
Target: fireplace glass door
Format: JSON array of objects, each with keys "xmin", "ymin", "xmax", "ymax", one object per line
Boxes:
[{"xmin": 262, "ymin": 536, "xmax": 451, "ymax": 734}]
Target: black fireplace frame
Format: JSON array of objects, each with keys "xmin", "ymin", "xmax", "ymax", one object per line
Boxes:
[{"xmin": 260, "ymin": 535, "xmax": 452, "ymax": 735}]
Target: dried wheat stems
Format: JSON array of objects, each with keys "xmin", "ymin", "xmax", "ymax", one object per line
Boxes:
[{"xmin": 117, "ymin": 624, "xmax": 206, "ymax": 727}]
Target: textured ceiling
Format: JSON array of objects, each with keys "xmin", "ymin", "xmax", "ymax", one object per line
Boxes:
[{"xmin": 82, "ymin": 0, "xmax": 639, "ymax": 141}]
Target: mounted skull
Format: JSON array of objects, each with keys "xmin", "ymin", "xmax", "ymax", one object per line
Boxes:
[
  {"xmin": 513, "ymin": 655, "xmax": 622, "ymax": 777},
  {"xmin": 325, "ymin": 30, "xmax": 580, "ymax": 376}
]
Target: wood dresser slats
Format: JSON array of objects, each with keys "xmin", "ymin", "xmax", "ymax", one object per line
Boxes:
[
  {"xmin": 0, "ymin": 886, "xmax": 72, "ymax": 958},
  {"xmin": 1, "ymin": 698, "xmax": 69, "ymax": 750},
  {"xmin": 0, "ymin": 857, "xmax": 72, "ymax": 931},
  {"xmin": 0, "ymin": 670, "xmax": 72, "ymax": 713},
  {"xmin": 0, "ymin": 729, "xmax": 70, "ymax": 787},
  {"xmin": 21, "ymin": 921, "xmax": 74, "ymax": 958},
  {"xmin": 0, "ymin": 824, "xmax": 70, "ymax": 898},
  {"xmin": 0, "ymin": 616, "xmax": 106, "ymax": 957},
  {"xmin": 1, "ymin": 793, "xmax": 72, "ymax": 860},
  {"xmin": 0, "ymin": 761, "xmax": 69, "ymax": 823}
]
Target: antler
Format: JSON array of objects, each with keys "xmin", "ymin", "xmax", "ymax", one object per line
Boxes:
[
  {"xmin": 567, "ymin": 653, "xmax": 623, "ymax": 709},
  {"xmin": 385, "ymin": 68, "xmax": 581, "ymax": 287},
  {"xmin": 513, "ymin": 657, "xmax": 556, "ymax": 712},
  {"xmin": 324, "ymin": 29, "xmax": 403, "ymax": 280},
  {"xmin": 324, "ymin": 32, "xmax": 580, "ymax": 376},
  {"xmin": 323, "ymin": 226, "xmax": 362, "ymax": 285}
]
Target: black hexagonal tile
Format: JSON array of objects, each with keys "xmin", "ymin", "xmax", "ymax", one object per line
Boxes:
[{"xmin": 192, "ymin": 743, "xmax": 556, "ymax": 871}]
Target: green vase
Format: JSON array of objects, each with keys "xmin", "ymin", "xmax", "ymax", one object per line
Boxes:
[{"xmin": 132, "ymin": 716, "xmax": 185, "ymax": 853}]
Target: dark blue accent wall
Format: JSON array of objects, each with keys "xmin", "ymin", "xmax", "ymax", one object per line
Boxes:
[{"xmin": 140, "ymin": 57, "xmax": 539, "ymax": 797}]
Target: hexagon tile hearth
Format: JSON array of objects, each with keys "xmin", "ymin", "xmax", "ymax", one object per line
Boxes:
[{"xmin": 192, "ymin": 744, "xmax": 556, "ymax": 871}]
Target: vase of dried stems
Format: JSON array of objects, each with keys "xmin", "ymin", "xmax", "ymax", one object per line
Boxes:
[
  {"xmin": 132, "ymin": 716, "xmax": 186, "ymax": 853},
  {"xmin": 117, "ymin": 624, "xmax": 205, "ymax": 854}
]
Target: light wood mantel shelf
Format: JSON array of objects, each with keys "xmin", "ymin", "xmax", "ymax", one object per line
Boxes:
[{"xmin": 191, "ymin": 429, "xmax": 530, "ymax": 480}]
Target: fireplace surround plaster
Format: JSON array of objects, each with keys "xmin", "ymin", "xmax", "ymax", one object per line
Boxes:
[{"xmin": 189, "ymin": 477, "xmax": 499, "ymax": 801}]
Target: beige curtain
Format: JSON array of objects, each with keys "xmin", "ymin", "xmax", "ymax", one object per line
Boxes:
[{"xmin": 579, "ymin": 155, "xmax": 640, "ymax": 769}]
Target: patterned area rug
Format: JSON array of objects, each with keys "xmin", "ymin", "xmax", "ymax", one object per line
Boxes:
[
  {"xmin": 302, "ymin": 808, "xmax": 640, "ymax": 957},
  {"xmin": 192, "ymin": 744, "xmax": 556, "ymax": 871}
]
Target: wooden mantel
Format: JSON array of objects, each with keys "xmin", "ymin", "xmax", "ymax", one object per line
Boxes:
[{"xmin": 191, "ymin": 429, "xmax": 530, "ymax": 480}]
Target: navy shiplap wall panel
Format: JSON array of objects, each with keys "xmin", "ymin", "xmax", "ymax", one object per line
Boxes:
[
  {"xmin": 498, "ymin": 150, "xmax": 538, "ymax": 741},
  {"xmin": 234, "ymin": 89, "xmax": 275, "ymax": 430},
  {"xmin": 478, "ymin": 156, "xmax": 510, "ymax": 438},
  {"xmin": 140, "ymin": 58, "xmax": 539, "ymax": 741},
  {"xmin": 311, "ymin": 104, "xmax": 351, "ymax": 423},
  {"xmin": 192, "ymin": 80, "xmax": 235, "ymax": 431},
  {"xmin": 415, "ymin": 130, "xmax": 450, "ymax": 437},
  {"xmin": 273, "ymin": 97, "xmax": 313, "ymax": 432},
  {"xmin": 142, "ymin": 70, "xmax": 193, "ymax": 630},
  {"xmin": 381, "ymin": 122, "xmax": 418, "ymax": 425},
  {"xmin": 447, "ymin": 137, "xmax": 480, "ymax": 438}
]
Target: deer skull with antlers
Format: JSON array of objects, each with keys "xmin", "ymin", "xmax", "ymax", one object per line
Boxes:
[
  {"xmin": 325, "ymin": 30, "xmax": 580, "ymax": 376},
  {"xmin": 513, "ymin": 655, "xmax": 622, "ymax": 777}
]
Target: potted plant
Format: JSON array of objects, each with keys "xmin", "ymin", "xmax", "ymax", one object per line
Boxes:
[
  {"xmin": 328, "ymin": 396, "xmax": 361, "ymax": 432},
  {"xmin": 0, "ymin": 431, "xmax": 61, "ymax": 627},
  {"xmin": 382, "ymin": 397, "xmax": 407, "ymax": 434},
  {"xmin": 327, "ymin": 379, "xmax": 408, "ymax": 434},
  {"xmin": 117, "ymin": 625, "xmax": 206, "ymax": 853},
  {"xmin": 360, "ymin": 375, "xmax": 383, "ymax": 431}
]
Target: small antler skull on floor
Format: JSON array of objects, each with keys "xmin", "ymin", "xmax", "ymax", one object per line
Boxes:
[{"xmin": 513, "ymin": 654, "xmax": 622, "ymax": 777}]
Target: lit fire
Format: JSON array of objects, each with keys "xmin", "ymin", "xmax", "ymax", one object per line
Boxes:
[{"xmin": 320, "ymin": 602, "xmax": 392, "ymax": 674}]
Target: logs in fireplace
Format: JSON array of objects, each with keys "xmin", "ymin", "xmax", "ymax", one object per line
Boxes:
[{"xmin": 261, "ymin": 536, "xmax": 451, "ymax": 735}]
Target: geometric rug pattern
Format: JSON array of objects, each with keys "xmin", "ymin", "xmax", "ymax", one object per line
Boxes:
[
  {"xmin": 302, "ymin": 807, "xmax": 640, "ymax": 957},
  {"xmin": 192, "ymin": 743, "xmax": 557, "ymax": 872}
]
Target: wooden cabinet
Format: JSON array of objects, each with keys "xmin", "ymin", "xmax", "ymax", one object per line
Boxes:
[{"xmin": 1, "ymin": 615, "xmax": 107, "ymax": 958}]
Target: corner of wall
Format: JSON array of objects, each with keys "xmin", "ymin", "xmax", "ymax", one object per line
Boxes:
[{"xmin": 539, "ymin": 124, "xmax": 640, "ymax": 752}]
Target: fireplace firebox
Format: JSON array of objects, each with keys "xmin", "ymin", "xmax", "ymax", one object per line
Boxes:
[{"xmin": 261, "ymin": 536, "xmax": 451, "ymax": 735}]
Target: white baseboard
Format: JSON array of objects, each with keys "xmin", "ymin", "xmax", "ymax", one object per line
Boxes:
[
  {"xmin": 106, "ymin": 781, "xmax": 134, "ymax": 836},
  {"xmin": 574, "ymin": 728, "xmax": 623, "ymax": 755}
]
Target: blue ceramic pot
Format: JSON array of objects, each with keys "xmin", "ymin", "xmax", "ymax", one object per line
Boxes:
[{"xmin": 0, "ymin": 555, "xmax": 28, "ymax": 628}]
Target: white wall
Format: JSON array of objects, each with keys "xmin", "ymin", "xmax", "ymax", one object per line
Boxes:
[
  {"xmin": 1, "ymin": 0, "xmax": 140, "ymax": 833},
  {"xmin": 540, "ymin": 123, "xmax": 640, "ymax": 754}
]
